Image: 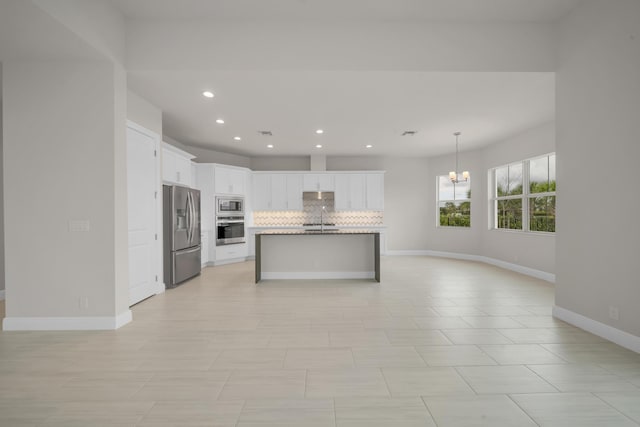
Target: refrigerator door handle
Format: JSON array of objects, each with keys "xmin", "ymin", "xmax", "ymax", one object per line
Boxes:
[
  {"xmin": 189, "ymin": 191, "xmax": 196, "ymax": 244},
  {"xmin": 186, "ymin": 192, "xmax": 192, "ymax": 244}
]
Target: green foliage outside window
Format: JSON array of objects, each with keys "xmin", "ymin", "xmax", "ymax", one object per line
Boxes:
[
  {"xmin": 439, "ymin": 200, "xmax": 471, "ymax": 227},
  {"xmin": 493, "ymin": 154, "xmax": 556, "ymax": 233},
  {"xmin": 438, "ymin": 176, "xmax": 471, "ymax": 228}
]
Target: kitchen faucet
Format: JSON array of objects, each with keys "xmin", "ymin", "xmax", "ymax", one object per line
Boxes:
[{"xmin": 320, "ymin": 205, "xmax": 326, "ymax": 232}]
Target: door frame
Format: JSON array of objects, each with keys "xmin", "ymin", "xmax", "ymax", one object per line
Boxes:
[{"xmin": 126, "ymin": 120, "xmax": 164, "ymax": 304}]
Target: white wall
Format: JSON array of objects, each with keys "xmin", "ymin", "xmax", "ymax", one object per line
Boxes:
[
  {"xmin": 424, "ymin": 124, "xmax": 555, "ymax": 275},
  {"xmin": 0, "ymin": 62, "xmax": 4, "ymax": 293},
  {"xmin": 33, "ymin": 0, "xmax": 126, "ymax": 64},
  {"xmin": 481, "ymin": 123, "xmax": 556, "ymax": 273},
  {"xmin": 328, "ymin": 156, "xmax": 431, "ymax": 251},
  {"xmin": 556, "ymin": 0, "xmax": 640, "ymax": 337},
  {"xmin": 251, "ymin": 156, "xmax": 310, "ymax": 171},
  {"xmin": 3, "ymin": 60, "xmax": 129, "ymax": 326},
  {"xmin": 127, "ymin": 20, "xmax": 557, "ymax": 72},
  {"xmin": 165, "ymin": 136, "xmax": 251, "ymax": 168},
  {"xmin": 426, "ymin": 148, "xmax": 484, "ymax": 256},
  {"xmin": 127, "ymin": 90, "xmax": 162, "ymax": 136}
]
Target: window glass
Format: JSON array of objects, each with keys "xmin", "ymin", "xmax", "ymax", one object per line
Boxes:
[
  {"xmin": 508, "ymin": 163, "xmax": 523, "ymax": 196},
  {"xmin": 454, "ymin": 179, "xmax": 471, "ymax": 200},
  {"xmin": 496, "ymin": 164, "xmax": 523, "ymax": 196},
  {"xmin": 529, "ymin": 196, "xmax": 556, "ymax": 232},
  {"xmin": 496, "ymin": 166, "xmax": 509, "ymax": 197},
  {"xmin": 439, "ymin": 201, "xmax": 471, "ymax": 227},
  {"xmin": 497, "ymin": 199, "xmax": 522, "ymax": 230},
  {"xmin": 438, "ymin": 175, "xmax": 470, "ymax": 228},
  {"xmin": 438, "ymin": 176, "xmax": 455, "ymax": 200},
  {"xmin": 530, "ymin": 155, "xmax": 556, "ymax": 193}
]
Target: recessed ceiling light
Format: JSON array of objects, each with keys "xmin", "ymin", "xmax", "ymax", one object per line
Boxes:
[
  {"xmin": 233, "ymin": 136, "xmax": 241, "ymax": 141},
  {"xmin": 365, "ymin": 144, "xmax": 373, "ymax": 149},
  {"xmin": 315, "ymin": 129, "xmax": 324, "ymax": 134},
  {"xmin": 267, "ymin": 144, "xmax": 274, "ymax": 149},
  {"xmin": 315, "ymin": 144, "xmax": 322, "ymax": 149},
  {"xmin": 215, "ymin": 119, "xmax": 225, "ymax": 124},
  {"xmin": 202, "ymin": 91, "xmax": 214, "ymax": 98}
]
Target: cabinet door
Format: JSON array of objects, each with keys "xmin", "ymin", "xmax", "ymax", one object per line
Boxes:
[
  {"xmin": 214, "ymin": 167, "xmax": 229, "ymax": 194},
  {"xmin": 271, "ymin": 174, "xmax": 287, "ymax": 210},
  {"xmin": 229, "ymin": 169, "xmax": 246, "ymax": 195},
  {"xmin": 303, "ymin": 174, "xmax": 334, "ymax": 191},
  {"xmin": 366, "ymin": 173, "xmax": 384, "ymax": 211},
  {"xmin": 195, "ymin": 164, "xmax": 215, "ymax": 231},
  {"xmin": 252, "ymin": 174, "xmax": 272, "ymax": 210},
  {"xmin": 334, "ymin": 174, "xmax": 349, "ymax": 211},
  {"xmin": 303, "ymin": 174, "xmax": 320, "ymax": 191},
  {"xmin": 318, "ymin": 174, "xmax": 335, "ymax": 191},
  {"xmin": 286, "ymin": 174, "xmax": 303, "ymax": 210},
  {"xmin": 349, "ymin": 174, "xmax": 366, "ymax": 210},
  {"xmin": 201, "ymin": 232, "xmax": 209, "ymax": 267},
  {"xmin": 175, "ymin": 155, "xmax": 192, "ymax": 186},
  {"xmin": 162, "ymin": 149, "xmax": 177, "ymax": 183}
]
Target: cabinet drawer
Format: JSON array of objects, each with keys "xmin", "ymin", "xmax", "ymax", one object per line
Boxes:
[{"xmin": 216, "ymin": 243, "xmax": 248, "ymax": 261}]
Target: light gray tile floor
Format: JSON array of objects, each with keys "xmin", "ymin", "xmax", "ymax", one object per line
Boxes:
[{"xmin": 1, "ymin": 256, "xmax": 639, "ymax": 425}]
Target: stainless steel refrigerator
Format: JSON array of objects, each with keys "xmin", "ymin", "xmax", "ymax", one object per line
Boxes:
[{"xmin": 163, "ymin": 185, "xmax": 201, "ymax": 288}]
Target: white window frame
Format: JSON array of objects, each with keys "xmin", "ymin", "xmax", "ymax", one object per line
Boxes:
[
  {"xmin": 437, "ymin": 175, "xmax": 471, "ymax": 228},
  {"xmin": 490, "ymin": 153, "xmax": 556, "ymax": 234}
]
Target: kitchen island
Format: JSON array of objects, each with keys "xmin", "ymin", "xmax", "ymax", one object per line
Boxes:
[{"xmin": 255, "ymin": 229, "xmax": 380, "ymax": 283}]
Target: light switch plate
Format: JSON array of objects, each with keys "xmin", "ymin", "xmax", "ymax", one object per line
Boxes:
[{"xmin": 69, "ymin": 219, "xmax": 90, "ymax": 232}]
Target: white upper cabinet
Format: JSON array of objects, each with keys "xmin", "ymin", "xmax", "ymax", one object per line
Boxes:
[
  {"xmin": 252, "ymin": 174, "xmax": 272, "ymax": 210},
  {"xmin": 162, "ymin": 143, "xmax": 195, "ymax": 187},
  {"xmin": 215, "ymin": 165, "xmax": 246, "ymax": 195},
  {"xmin": 366, "ymin": 173, "xmax": 385, "ymax": 210},
  {"xmin": 335, "ymin": 172, "xmax": 384, "ymax": 211},
  {"xmin": 303, "ymin": 173, "xmax": 335, "ymax": 191},
  {"xmin": 252, "ymin": 173, "xmax": 303, "ymax": 211},
  {"xmin": 285, "ymin": 174, "xmax": 303, "ymax": 210},
  {"xmin": 335, "ymin": 173, "xmax": 365, "ymax": 211}
]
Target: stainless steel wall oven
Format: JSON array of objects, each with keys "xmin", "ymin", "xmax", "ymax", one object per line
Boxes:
[{"xmin": 216, "ymin": 196, "xmax": 245, "ymax": 246}]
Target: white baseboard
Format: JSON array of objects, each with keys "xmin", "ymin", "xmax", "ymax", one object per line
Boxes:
[
  {"xmin": 553, "ymin": 305, "xmax": 640, "ymax": 353},
  {"xmin": 2, "ymin": 309, "xmax": 133, "ymax": 331},
  {"xmin": 0, "ymin": 290, "xmax": 5, "ymax": 300},
  {"xmin": 261, "ymin": 271, "xmax": 375, "ymax": 280},
  {"xmin": 385, "ymin": 250, "xmax": 555, "ymax": 283}
]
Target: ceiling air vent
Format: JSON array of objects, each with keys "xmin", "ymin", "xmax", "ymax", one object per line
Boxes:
[
  {"xmin": 258, "ymin": 130, "xmax": 273, "ymax": 136},
  {"xmin": 401, "ymin": 130, "xmax": 417, "ymax": 136}
]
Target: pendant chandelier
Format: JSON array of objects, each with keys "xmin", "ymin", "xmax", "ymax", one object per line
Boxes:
[{"xmin": 449, "ymin": 131, "xmax": 469, "ymax": 184}]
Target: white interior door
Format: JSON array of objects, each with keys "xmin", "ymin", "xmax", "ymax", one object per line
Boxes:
[{"xmin": 127, "ymin": 123, "xmax": 160, "ymax": 305}]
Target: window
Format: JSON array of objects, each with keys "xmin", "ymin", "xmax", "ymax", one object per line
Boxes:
[
  {"xmin": 437, "ymin": 175, "xmax": 471, "ymax": 227},
  {"xmin": 491, "ymin": 154, "xmax": 556, "ymax": 233}
]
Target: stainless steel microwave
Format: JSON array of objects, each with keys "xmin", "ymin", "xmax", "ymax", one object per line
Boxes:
[{"xmin": 216, "ymin": 196, "xmax": 244, "ymax": 215}]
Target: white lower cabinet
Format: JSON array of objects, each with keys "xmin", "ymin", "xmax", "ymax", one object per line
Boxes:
[
  {"xmin": 216, "ymin": 243, "xmax": 248, "ymax": 262},
  {"xmin": 201, "ymin": 231, "xmax": 214, "ymax": 267}
]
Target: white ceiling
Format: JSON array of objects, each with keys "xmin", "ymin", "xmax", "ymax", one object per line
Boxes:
[
  {"xmin": 111, "ymin": 0, "xmax": 575, "ymax": 158},
  {"xmin": 111, "ymin": 0, "xmax": 581, "ymax": 23},
  {"xmin": 129, "ymin": 70, "xmax": 554, "ymax": 157}
]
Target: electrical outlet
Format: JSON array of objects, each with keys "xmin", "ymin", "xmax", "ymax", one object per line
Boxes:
[
  {"xmin": 609, "ymin": 306, "xmax": 619, "ymax": 321},
  {"xmin": 79, "ymin": 296, "xmax": 89, "ymax": 310}
]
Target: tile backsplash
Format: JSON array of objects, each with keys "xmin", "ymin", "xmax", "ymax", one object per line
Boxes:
[{"xmin": 253, "ymin": 196, "xmax": 383, "ymax": 226}]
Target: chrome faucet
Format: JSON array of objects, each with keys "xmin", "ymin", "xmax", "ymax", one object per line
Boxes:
[{"xmin": 320, "ymin": 205, "xmax": 326, "ymax": 232}]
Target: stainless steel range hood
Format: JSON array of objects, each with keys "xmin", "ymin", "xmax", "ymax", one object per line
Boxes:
[{"xmin": 302, "ymin": 191, "xmax": 334, "ymax": 201}]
